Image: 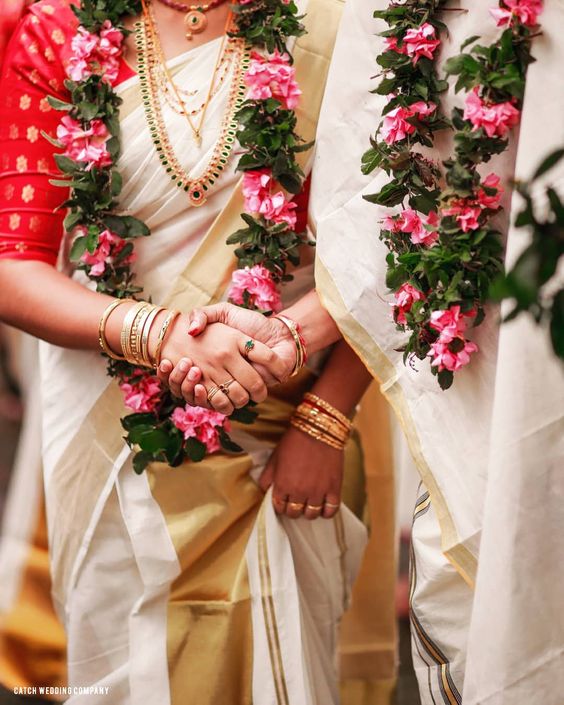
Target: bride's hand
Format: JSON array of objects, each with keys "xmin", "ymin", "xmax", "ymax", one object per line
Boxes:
[
  {"xmin": 258, "ymin": 426, "xmax": 343, "ymax": 520},
  {"xmin": 155, "ymin": 313, "xmax": 287, "ymax": 415},
  {"xmin": 187, "ymin": 303, "xmax": 297, "ymax": 381}
]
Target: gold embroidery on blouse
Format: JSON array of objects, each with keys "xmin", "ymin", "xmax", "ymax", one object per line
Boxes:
[
  {"xmin": 29, "ymin": 216, "xmax": 42, "ymax": 233},
  {"xmin": 40, "ymin": 98, "xmax": 52, "ymax": 113},
  {"xmin": 45, "ymin": 46, "xmax": 55, "ymax": 63},
  {"xmin": 4, "ymin": 185, "xmax": 15, "ymax": 201},
  {"xmin": 16, "ymin": 156, "xmax": 28, "ymax": 173},
  {"xmin": 9, "ymin": 214, "xmax": 21, "ymax": 231},
  {"xmin": 37, "ymin": 158, "xmax": 49, "ymax": 173},
  {"xmin": 42, "ymin": 4, "xmax": 56, "ymax": 14},
  {"xmin": 19, "ymin": 95, "xmax": 31, "ymax": 111},
  {"xmin": 29, "ymin": 42, "xmax": 39, "ymax": 55},
  {"xmin": 51, "ymin": 29, "xmax": 65, "ymax": 46},
  {"xmin": 22, "ymin": 185, "xmax": 35, "ymax": 204},
  {"xmin": 30, "ymin": 16, "xmax": 40, "ymax": 25},
  {"xmin": 15, "ymin": 242, "xmax": 28, "ymax": 253},
  {"xmin": 29, "ymin": 69, "xmax": 41, "ymax": 84},
  {"xmin": 49, "ymin": 78, "xmax": 60, "ymax": 91},
  {"xmin": 27, "ymin": 126, "xmax": 39, "ymax": 143},
  {"xmin": 9, "ymin": 124, "xmax": 19, "ymax": 140}
]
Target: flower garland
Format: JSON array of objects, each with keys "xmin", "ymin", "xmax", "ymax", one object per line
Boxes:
[
  {"xmin": 363, "ymin": 0, "xmax": 543, "ymax": 389},
  {"xmin": 48, "ymin": 0, "xmax": 308, "ymax": 472}
]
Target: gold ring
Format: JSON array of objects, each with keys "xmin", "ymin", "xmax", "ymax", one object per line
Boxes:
[
  {"xmin": 218, "ymin": 378, "xmax": 235, "ymax": 395},
  {"xmin": 207, "ymin": 385, "xmax": 221, "ymax": 402},
  {"xmin": 306, "ymin": 503, "xmax": 323, "ymax": 512},
  {"xmin": 244, "ymin": 339, "xmax": 255, "ymax": 359},
  {"xmin": 325, "ymin": 501, "xmax": 340, "ymax": 509},
  {"xmin": 287, "ymin": 501, "xmax": 305, "ymax": 512}
]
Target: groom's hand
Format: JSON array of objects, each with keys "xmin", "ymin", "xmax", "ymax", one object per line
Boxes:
[{"xmin": 188, "ymin": 303, "xmax": 297, "ymax": 382}]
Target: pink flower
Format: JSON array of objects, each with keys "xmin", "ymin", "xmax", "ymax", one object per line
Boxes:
[
  {"xmin": 384, "ymin": 36, "xmax": 402, "ymax": 53},
  {"xmin": 442, "ymin": 201, "xmax": 482, "ymax": 232},
  {"xmin": 245, "ymin": 50, "xmax": 302, "ymax": 110},
  {"xmin": 490, "ymin": 0, "xmax": 543, "ymax": 27},
  {"xmin": 79, "ymin": 228, "xmax": 134, "ymax": 276},
  {"xmin": 120, "ymin": 373, "xmax": 162, "ymax": 413},
  {"xmin": 67, "ymin": 21, "xmax": 123, "ymax": 84},
  {"xmin": 393, "ymin": 282, "xmax": 425, "ymax": 325},
  {"xmin": 428, "ymin": 338, "xmax": 479, "ymax": 372},
  {"xmin": 428, "ymin": 305, "xmax": 477, "ymax": 343},
  {"xmin": 402, "ymin": 23, "xmax": 441, "ymax": 64},
  {"xmin": 477, "ymin": 172, "xmax": 503, "ymax": 209},
  {"xmin": 229, "ymin": 264, "xmax": 282, "ymax": 313},
  {"xmin": 397, "ymin": 208, "xmax": 439, "ymax": 246},
  {"xmin": 171, "ymin": 405, "xmax": 230, "ymax": 454},
  {"xmin": 242, "ymin": 169, "xmax": 273, "ymax": 211},
  {"xmin": 463, "ymin": 87, "xmax": 521, "ymax": 138},
  {"xmin": 259, "ymin": 192, "xmax": 297, "ymax": 228},
  {"xmin": 381, "ymin": 102, "xmax": 436, "ymax": 145},
  {"xmin": 241, "ymin": 170, "xmax": 297, "ymax": 227},
  {"xmin": 57, "ymin": 116, "xmax": 112, "ymax": 170}
]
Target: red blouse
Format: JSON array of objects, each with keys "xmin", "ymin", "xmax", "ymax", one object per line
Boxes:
[{"xmin": 0, "ymin": 0, "xmax": 134, "ymax": 266}]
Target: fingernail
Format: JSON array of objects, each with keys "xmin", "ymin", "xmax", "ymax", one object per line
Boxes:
[
  {"xmin": 187, "ymin": 323, "xmax": 199, "ymax": 335},
  {"xmin": 188, "ymin": 368, "xmax": 199, "ymax": 381},
  {"xmin": 159, "ymin": 361, "xmax": 170, "ymax": 373},
  {"xmin": 179, "ymin": 359, "xmax": 189, "ymax": 373}
]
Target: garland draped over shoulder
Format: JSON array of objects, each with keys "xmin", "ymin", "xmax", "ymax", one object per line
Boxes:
[
  {"xmin": 47, "ymin": 0, "xmax": 311, "ymax": 471},
  {"xmin": 362, "ymin": 0, "xmax": 543, "ymax": 389}
]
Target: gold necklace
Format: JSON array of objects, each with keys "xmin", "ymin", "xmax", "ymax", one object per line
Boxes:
[
  {"xmin": 142, "ymin": 0, "xmax": 221, "ymax": 146},
  {"xmin": 136, "ymin": 5, "xmax": 250, "ymax": 206},
  {"xmin": 155, "ymin": 0, "xmax": 229, "ymax": 40}
]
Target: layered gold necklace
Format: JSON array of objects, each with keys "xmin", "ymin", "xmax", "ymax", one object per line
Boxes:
[{"xmin": 137, "ymin": 0, "xmax": 250, "ymax": 206}]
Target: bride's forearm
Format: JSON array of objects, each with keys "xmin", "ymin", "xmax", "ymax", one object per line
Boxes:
[
  {"xmin": 310, "ymin": 339, "xmax": 372, "ymax": 417},
  {"xmin": 0, "ymin": 259, "xmax": 131, "ymax": 352}
]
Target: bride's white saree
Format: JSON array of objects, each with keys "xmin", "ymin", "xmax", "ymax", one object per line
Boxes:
[{"xmin": 37, "ymin": 1, "xmax": 377, "ymax": 703}]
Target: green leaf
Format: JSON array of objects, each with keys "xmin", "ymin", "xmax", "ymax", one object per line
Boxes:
[
  {"xmin": 137, "ymin": 429, "xmax": 170, "ymax": 454},
  {"xmin": 47, "ymin": 96, "xmax": 73, "ymax": 111},
  {"xmin": 133, "ymin": 450, "xmax": 153, "ymax": 475},
  {"xmin": 437, "ymin": 369, "xmax": 454, "ymax": 391},
  {"xmin": 122, "ymin": 413, "xmax": 158, "ymax": 431},
  {"xmin": 532, "ymin": 148, "xmax": 564, "ymax": 180},
  {"xmin": 69, "ymin": 236, "xmax": 87, "ymax": 261},
  {"xmin": 185, "ymin": 437, "xmax": 207, "ymax": 462}
]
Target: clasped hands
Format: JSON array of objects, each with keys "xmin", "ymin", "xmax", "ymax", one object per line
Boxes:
[
  {"xmin": 156, "ymin": 302, "xmax": 343, "ymax": 522},
  {"xmin": 157, "ymin": 302, "xmax": 295, "ymax": 415}
]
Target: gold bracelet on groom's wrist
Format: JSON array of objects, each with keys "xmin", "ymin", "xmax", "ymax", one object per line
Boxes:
[{"xmin": 273, "ymin": 314, "xmax": 308, "ymax": 377}]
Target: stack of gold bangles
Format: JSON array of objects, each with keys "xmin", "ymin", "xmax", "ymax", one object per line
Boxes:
[
  {"xmin": 99, "ymin": 299, "xmax": 180, "ymax": 369},
  {"xmin": 290, "ymin": 392, "xmax": 353, "ymax": 450}
]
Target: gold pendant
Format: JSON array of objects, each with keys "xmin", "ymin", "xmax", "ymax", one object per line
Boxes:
[{"xmin": 184, "ymin": 9, "xmax": 207, "ymax": 39}]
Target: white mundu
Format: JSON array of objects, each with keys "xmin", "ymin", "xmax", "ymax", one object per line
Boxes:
[{"xmin": 313, "ymin": 0, "xmax": 564, "ymax": 702}]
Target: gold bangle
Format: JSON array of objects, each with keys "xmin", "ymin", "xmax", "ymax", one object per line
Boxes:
[
  {"xmin": 128, "ymin": 303, "xmax": 153, "ymax": 366},
  {"xmin": 293, "ymin": 412, "xmax": 349, "ymax": 447},
  {"xmin": 290, "ymin": 416, "xmax": 345, "ymax": 450},
  {"xmin": 99, "ymin": 299, "xmax": 131, "ymax": 360},
  {"xmin": 140, "ymin": 306, "xmax": 164, "ymax": 367},
  {"xmin": 153, "ymin": 309, "xmax": 180, "ymax": 369},
  {"xmin": 274, "ymin": 314, "xmax": 307, "ymax": 376},
  {"xmin": 293, "ymin": 407, "xmax": 350, "ymax": 445},
  {"xmin": 121, "ymin": 302, "xmax": 147, "ymax": 363},
  {"xmin": 302, "ymin": 393, "xmax": 353, "ymax": 431}
]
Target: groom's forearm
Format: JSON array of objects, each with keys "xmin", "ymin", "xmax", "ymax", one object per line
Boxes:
[{"xmin": 281, "ymin": 289, "xmax": 342, "ymax": 356}]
